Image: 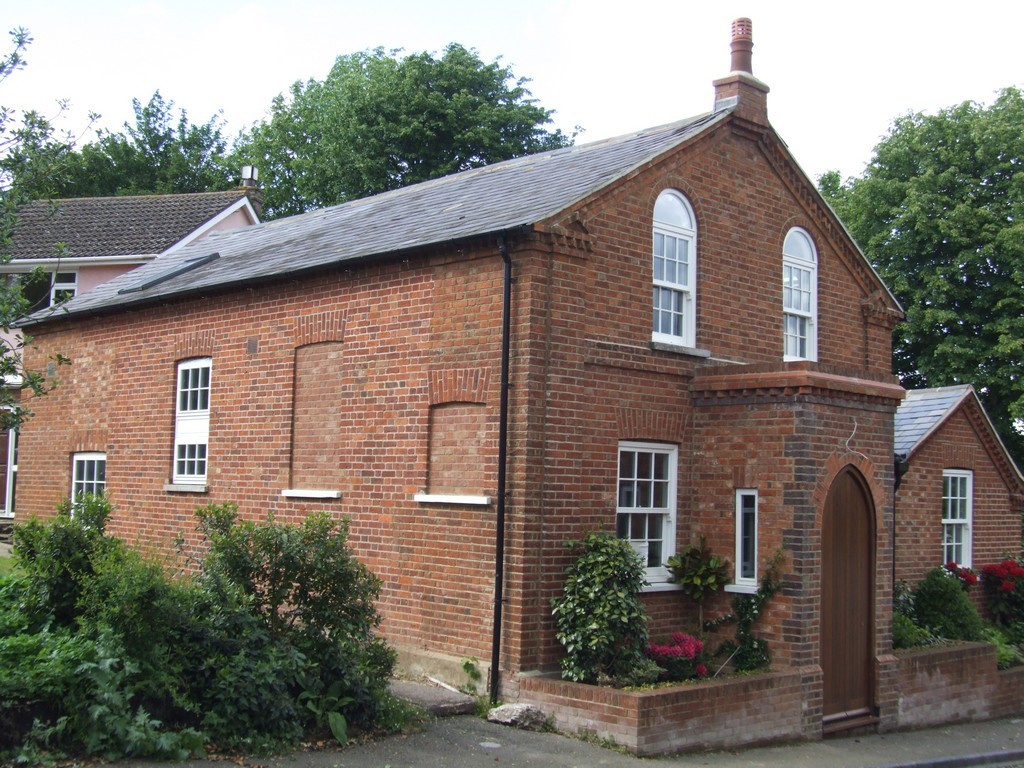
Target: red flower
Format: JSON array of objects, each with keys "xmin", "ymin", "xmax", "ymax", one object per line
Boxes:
[
  {"xmin": 1002, "ymin": 580, "xmax": 1016, "ymax": 593},
  {"xmin": 695, "ymin": 664, "xmax": 708, "ymax": 677}
]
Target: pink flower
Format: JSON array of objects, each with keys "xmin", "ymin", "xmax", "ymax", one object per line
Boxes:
[{"xmin": 695, "ymin": 664, "xmax": 708, "ymax": 677}]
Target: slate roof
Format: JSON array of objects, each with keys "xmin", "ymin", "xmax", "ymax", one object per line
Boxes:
[
  {"xmin": 894, "ymin": 385, "xmax": 975, "ymax": 458},
  {"xmin": 28, "ymin": 111, "xmax": 729, "ymax": 322},
  {"xmin": 8, "ymin": 190, "xmax": 256, "ymax": 261}
]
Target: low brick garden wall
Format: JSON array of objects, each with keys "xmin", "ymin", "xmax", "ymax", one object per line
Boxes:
[
  {"xmin": 519, "ymin": 666, "xmax": 821, "ymax": 757},
  {"xmin": 896, "ymin": 642, "xmax": 1024, "ymax": 727},
  {"xmin": 518, "ymin": 645, "xmax": 1024, "ymax": 757}
]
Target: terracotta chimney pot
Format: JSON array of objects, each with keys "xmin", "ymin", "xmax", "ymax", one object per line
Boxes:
[
  {"xmin": 730, "ymin": 17, "xmax": 754, "ymax": 74},
  {"xmin": 713, "ymin": 17, "xmax": 769, "ymax": 126}
]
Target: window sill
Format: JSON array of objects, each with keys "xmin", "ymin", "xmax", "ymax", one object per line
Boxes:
[
  {"xmin": 650, "ymin": 340, "xmax": 711, "ymax": 358},
  {"xmin": 164, "ymin": 483, "xmax": 208, "ymax": 493},
  {"xmin": 641, "ymin": 582, "xmax": 682, "ymax": 594},
  {"xmin": 282, "ymin": 489, "xmax": 342, "ymax": 499},
  {"xmin": 725, "ymin": 583, "xmax": 758, "ymax": 595},
  {"xmin": 413, "ymin": 493, "xmax": 492, "ymax": 506}
]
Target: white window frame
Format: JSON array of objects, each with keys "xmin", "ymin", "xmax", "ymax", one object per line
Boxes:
[
  {"xmin": 71, "ymin": 451, "xmax": 106, "ymax": 500},
  {"xmin": 2, "ymin": 427, "xmax": 17, "ymax": 517},
  {"xmin": 652, "ymin": 191, "xmax": 697, "ymax": 348},
  {"xmin": 173, "ymin": 358, "xmax": 211, "ymax": 485},
  {"xmin": 51, "ymin": 271, "xmax": 78, "ymax": 305},
  {"xmin": 616, "ymin": 441, "xmax": 677, "ymax": 585},
  {"xmin": 942, "ymin": 469, "xmax": 973, "ymax": 567},
  {"xmin": 730, "ymin": 489, "xmax": 758, "ymax": 592},
  {"xmin": 783, "ymin": 228, "xmax": 817, "ymax": 361},
  {"xmin": 7, "ymin": 269, "xmax": 79, "ymax": 310}
]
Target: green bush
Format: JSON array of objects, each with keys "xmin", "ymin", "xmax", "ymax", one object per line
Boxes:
[
  {"xmin": 665, "ymin": 537, "xmax": 729, "ymax": 631},
  {"xmin": 892, "ymin": 611, "xmax": 936, "ymax": 649},
  {"xmin": 13, "ymin": 495, "xmax": 116, "ymax": 629},
  {"xmin": 0, "ymin": 498, "xmax": 398, "ymax": 763},
  {"xmin": 194, "ymin": 504, "xmax": 395, "ymax": 733},
  {"xmin": 982, "ymin": 625, "xmax": 1024, "ymax": 669},
  {"xmin": 913, "ymin": 567, "xmax": 985, "ymax": 642},
  {"xmin": 551, "ymin": 531, "xmax": 651, "ymax": 685}
]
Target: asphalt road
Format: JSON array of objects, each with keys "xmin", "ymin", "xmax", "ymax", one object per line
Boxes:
[{"xmin": 118, "ymin": 713, "xmax": 1024, "ymax": 768}]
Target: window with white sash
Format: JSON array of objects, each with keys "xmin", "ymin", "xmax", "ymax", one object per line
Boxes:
[{"xmin": 173, "ymin": 358, "xmax": 211, "ymax": 484}]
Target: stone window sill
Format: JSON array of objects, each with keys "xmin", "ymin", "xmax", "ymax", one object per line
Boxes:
[{"xmin": 413, "ymin": 493, "xmax": 492, "ymax": 506}]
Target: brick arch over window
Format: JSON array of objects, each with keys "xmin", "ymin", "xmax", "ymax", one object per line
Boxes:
[
  {"xmin": 615, "ymin": 408, "xmax": 688, "ymax": 444},
  {"xmin": 174, "ymin": 331, "xmax": 215, "ymax": 360},
  {"xmin": 290, "ymin": 341, "xmax": 348, "ymax": 489}
]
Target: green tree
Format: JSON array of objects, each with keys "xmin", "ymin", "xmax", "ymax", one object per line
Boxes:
[
  {"xmin": 820, "ymin": 87, "xmax": 1024, "ymax": 462},
  {"xmin": 53, "ymin": 91, "xmax": 235, "ymax": 197},
  {"xmin": 235, "ymin": 43, "xmax": 574, "ymax": 219},
  {"xmin": 0, "ymin": 27, "xmax": 70, "ymax": 429}
]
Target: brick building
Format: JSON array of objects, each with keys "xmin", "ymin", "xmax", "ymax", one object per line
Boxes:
[
  {"xmin": 895, "ymin": 386, "xmax": 1024, "ymax": 594},
  {"xmin": 15, "ymin": 20, "xmax": 916, "ymax": 734}
]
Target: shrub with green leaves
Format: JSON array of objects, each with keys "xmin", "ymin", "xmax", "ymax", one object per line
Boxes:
[
  {"xmin": 891, "ymin": 579, "xmax": 937, "ymax": 649},
  {"xmin": 551, "ymin": 531, "xmax": 651, "ymax": 685},
  {"xmin": 913, "ymin": 567, "xmax": 985, "ymax": 642},
  {"xmin": 13, "ymin": 494, "xmax": 116, "ymax": 629},
  {"xmin": 666, "ymin": 537, "xmax": 729, "ymax": 633},
  {"xmin": 194, "ymin": 504, "xmax": 395, "ymax": 733},
  {"xmin": 1, "ymin": 498, "xmax": 398, "ymax": 763}
]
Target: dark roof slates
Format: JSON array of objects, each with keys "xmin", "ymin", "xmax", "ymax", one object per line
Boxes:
[
  {"xmin": 8, "ymin": 190, "xmax": 253, "ymax": 260},
  {"xmin": 46, "ymin": 112, "xmax": 726, "ymax": 318}
]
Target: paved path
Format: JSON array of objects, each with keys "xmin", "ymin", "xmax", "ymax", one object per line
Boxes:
[{"xmin": 121, "ymin": 710, "xmax": 1024, "ymax": 768}]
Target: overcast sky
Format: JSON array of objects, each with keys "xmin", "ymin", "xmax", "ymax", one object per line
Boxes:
[{"xmin": 1, "ymin": 1, "xmax": 1020, "ymax": 184}]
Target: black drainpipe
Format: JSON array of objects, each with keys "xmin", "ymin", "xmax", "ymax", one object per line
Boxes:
[
  {"xmin": 893, "ymin": 453, "xmax": 909, "ymax": 592},
  {"xmin": 490, "ymin": 234, "xmax": 512, "ymax": 705}
]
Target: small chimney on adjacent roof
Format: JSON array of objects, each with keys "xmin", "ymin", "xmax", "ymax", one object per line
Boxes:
[{"xmin": 713, "ymin": 17, "xmax": 770, "ymax": 126}]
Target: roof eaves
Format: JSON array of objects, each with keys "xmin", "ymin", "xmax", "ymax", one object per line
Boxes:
[{"xmin": 18, "ymin": 223, "xmax": 538, "ymax": 327}]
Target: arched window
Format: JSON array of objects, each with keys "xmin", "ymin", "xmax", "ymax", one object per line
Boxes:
[
  {"xmin": 652, "ymin": 191, "xmax": 697, "ymax": 347},
  {"xmin": 782, "ymin": 228, "xmax": 817, "ymax": 361}
]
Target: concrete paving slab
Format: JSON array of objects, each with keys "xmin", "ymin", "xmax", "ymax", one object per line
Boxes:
[{"xmin": 389, "ymin": 679, "xmax": 476, "ymax": 716}]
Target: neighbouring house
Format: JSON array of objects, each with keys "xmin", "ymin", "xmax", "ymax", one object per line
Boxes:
[
  {"xmin": 15, "ymin": 18, "xmax": 1020, "ymax": 753},
  {"xmin": 895, "ymin": 385, "xmax": 1024, "ymax": 596},
  {"xmin": 0, "ymin": 189, "xmax": 261, "ymax": 519}
]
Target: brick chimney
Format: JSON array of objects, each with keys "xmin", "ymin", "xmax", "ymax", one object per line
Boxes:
[{"xmin": 713, "ymin": 18, "xmax": 770, "ymax": 126}]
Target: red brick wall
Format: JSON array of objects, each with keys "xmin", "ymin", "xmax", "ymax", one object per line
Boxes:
[
  {"xmin": 895, "ymin": 406, "xmax": 1024, "ymax": 600},
  {"xmin": 20, "ymin": 252, "xmax": 505, "ymax": 665}
]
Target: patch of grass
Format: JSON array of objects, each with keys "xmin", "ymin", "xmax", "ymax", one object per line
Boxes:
[{"xmin": 0, "ymin": 554, "xmax": 15, "ymax": 576}]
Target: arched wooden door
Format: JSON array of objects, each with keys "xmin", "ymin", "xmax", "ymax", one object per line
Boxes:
[{"xmin": 821, "ymin": 466, "xmax": 875, "ymax": 726}]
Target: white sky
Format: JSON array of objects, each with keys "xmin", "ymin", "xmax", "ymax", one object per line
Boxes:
[{"xmin": 0, "ymin": 1, "xmax": 1021, "ymax": 183}]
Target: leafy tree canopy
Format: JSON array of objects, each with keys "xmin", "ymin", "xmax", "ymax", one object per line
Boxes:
[
  {"xmin": 820, "ymin": 86, "xmax": 1024, "ymax": 462},
  {"xmin": 0, "ymin": 28, "xmax": 71, "ymax": 428},
  {"xmin": 234, "ymin": 43, "xmax": 575, "ymax": 219},
  {"xmin": 50, "ymin": 91, "xmax": 235, "ymax": 197}
]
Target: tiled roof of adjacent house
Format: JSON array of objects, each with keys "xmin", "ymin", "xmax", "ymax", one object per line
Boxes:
[
  {"xmin": 894, "ymin": 385, "xmax": 974, "ymax": 458},
  {"xmin": 8, "ymin": 190, "xmax": 256, "ymax": 260},
  {"xmin": 32, "ymin": 111, "xmax": 729, "ymax": 321}
]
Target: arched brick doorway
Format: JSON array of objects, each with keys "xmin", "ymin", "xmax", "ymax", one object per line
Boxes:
[{"xmin": 821, "ymin": 465, "xmax": 875, "ymax": 729}]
